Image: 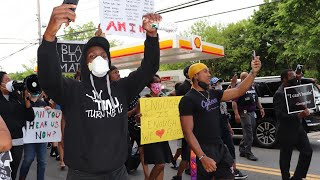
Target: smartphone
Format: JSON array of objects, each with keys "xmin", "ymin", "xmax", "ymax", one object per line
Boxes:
[
  {"xmin": 296, "ymin": 64, "xmax": 303, "ymax": 74},
  {"xmin": 252, "ymin": 50, "xmax": 256, "ymax": 60},
  {"xmin": 63, "ymin": 0, "xmax": 79, "ymax": 12}
]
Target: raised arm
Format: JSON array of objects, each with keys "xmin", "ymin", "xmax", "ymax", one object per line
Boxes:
[
  {"xmin": 0, "ymin": 116, "xmax": 12, "ymax": 152},
  {"xmin": 221, "ymin": 57, "xmax": 261, "ymax": 102},
  {"xmin": 118, "ymin": 14, "xmax": 161, "ymax": 102},
  {"xmin": 38, "ymin": 4, "xmax": 77, "ymax": 106}
]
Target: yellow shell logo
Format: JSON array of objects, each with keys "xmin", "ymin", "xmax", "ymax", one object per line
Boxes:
[{"xmin": 194, "ymin": 37, "xmax": 201, "ymax": 49}]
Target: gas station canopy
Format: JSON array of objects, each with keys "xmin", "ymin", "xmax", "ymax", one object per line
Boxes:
[{"xmin": 110, "ymin": 35, "xmax": 224, "ymax": 69}]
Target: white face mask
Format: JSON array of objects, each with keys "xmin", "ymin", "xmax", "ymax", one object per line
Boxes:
[
  {"xmin": 5, "ymin": 81, "xmax": 14, "ymax": 92},
  {"xmin": 214, "ymin": 84, "xmax": 222, "ymax": 90},
  {"xmin": 87, "ymin": 56, "xmax": 110, "ymax": 78}
]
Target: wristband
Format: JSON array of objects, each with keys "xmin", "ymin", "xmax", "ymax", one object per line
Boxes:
[{"xmin": 199, "ymin": 154, "xmax": 206, "ymax": 161}]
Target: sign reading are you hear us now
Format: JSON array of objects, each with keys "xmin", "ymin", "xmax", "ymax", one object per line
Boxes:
[
  {"xmin": 23, "ymin": 107, "xmax": 62, "ymax": 144},
  {"xmin": 140, "ymin": 96, "xmax": 183, "ymax": 145}
]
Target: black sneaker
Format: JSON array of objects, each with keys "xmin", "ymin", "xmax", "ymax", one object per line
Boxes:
[
  {"xmin": 246, "ymin": 153, "xmax": 258, "ymax": 161},
  {"xmin": 47, "ymin": 143, "xmax": 52, "ymax": 149},
  {"xmin": 234, "ymin": 169, "xmax": 248, "ymax": 179},
  {"xmin": 172, "ymin": 175, "xmax": 182, "ymax": 180},
  {"xmin": 239, "ymin": 152, "xmax": 246, "ymax": 157},
  {"xmin": 185, "ymin": 168, "xmax": 191, "ymax": 175}
]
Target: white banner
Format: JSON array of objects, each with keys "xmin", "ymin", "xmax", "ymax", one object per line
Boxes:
[
  {"xmin": 99, "ymin": 0, "xmax": 154, "ymax": 38},
  {"xmin": 23, "ymin": 108, "xmax": 62, "ymax": 143}
]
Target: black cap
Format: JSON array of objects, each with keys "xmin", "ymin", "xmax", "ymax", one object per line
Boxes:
[{"xmin": 83, "ymin": 36, "xmax": 111, "ymax": 66}]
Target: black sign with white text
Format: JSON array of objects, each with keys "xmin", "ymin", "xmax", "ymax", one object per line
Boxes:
[
  {"xmin": 284, "ymin": 84, "xmax": 316, "ymax": 114},
  {"xmin": 57, "ymin": 41, "xmax": 85, "ymax": 73}
]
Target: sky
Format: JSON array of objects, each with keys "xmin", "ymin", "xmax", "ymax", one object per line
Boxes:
[{"xmin": 0, "ymin": 0, "xmax": 263, "ymax": 73}]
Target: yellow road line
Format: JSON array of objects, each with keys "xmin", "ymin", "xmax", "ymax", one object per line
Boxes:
[{"xmin": 237, "ymin": 163, "xmax": 320, "ymax": 179}]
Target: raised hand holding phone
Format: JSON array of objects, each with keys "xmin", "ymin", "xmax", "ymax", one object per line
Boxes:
[
  {"xmin": 43, "ymin": 4, "xmax": 77, "ymax": 42},
  {"xmin": 251, "ymin": 50, "xmax": 261, "ymax": 75}
]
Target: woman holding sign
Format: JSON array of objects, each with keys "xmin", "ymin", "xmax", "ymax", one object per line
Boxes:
[{"xmin": 135, "ymin": 75, "xmax": 172, "ymax": 180}]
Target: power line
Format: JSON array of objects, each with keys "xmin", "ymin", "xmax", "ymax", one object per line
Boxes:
[
  {"xmin": 156, "ymin": 0, "xmax": 215, "ymax": 14},
  {"xmin": 56, "ymin": 28, "xmax": 97, "ymax": 38},
  {"xmin": 174, "ymin": 0, "xmax": 281, "ymax": 23},
  {"xmin": 0, "ymin": 41, "xmax": 38, "ymax": 61},
  {"xmin": 0, "ymin": 43, "xmax": 37, "ymax": 45},
  {"xmin": 155, "ymin": 0, "xmax": 204, "ymax": 13}
]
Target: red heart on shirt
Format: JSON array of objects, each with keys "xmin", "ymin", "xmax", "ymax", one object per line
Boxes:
[{"xmin": 155, "ymin": 129, "xmax": 165, "ymax": 138}]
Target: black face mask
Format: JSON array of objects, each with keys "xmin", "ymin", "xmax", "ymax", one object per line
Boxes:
[
  {"xmin": 288, "ymin": 78, "xmax": 298, "ymax": 86},
  {"xmin": 198, "ymin": 81, "xmax": 209, "ymax": 90}
]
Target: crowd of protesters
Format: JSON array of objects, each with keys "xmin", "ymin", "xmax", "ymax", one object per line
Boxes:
[{"xmin": 0, "ymin": 3, "xmax": 318, "ymax": 180}]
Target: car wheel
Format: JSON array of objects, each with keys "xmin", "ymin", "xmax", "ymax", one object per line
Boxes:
[{"xmin": 254, "ymin": 119, "xmax": 277, "ymax": 148}]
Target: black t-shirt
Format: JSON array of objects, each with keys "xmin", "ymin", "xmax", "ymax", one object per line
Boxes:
[
  {"xmin": 179, "ymin": 88, "xmax": 224, "ymax": 144},
  {"xmin": 176, "ymin": 80, "xmax": 192, "ymax": 96}
]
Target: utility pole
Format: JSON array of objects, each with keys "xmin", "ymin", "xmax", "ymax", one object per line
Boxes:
[{"xmin": 37, "ymin": 0, "xmax": 42, "ymax": 44}]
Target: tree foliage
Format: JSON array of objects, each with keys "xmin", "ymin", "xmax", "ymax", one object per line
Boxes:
[
  {"xmin": 63, "ymin": 21, "xmax": 121, "ymax": 47},
  {"xmin": 161, "ymin": 0, "xmax": 320, "ymax": 81}
]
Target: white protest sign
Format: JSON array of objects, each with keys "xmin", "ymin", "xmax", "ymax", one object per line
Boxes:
[
  {"xmin": 99, "ymin": 0, "xmax": 154, "ymax": 38},
  {"xmin": 284, "ymin": 84, "xmax": 316, "ymax": 114},
  {"xmin": 23, "ymin": 107, "xmax": 62, "ymax": 143}
]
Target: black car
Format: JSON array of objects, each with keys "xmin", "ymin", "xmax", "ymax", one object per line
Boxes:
[{"xmin": 222, "ymin": 76, "xmax": 320, "ymax": 148}]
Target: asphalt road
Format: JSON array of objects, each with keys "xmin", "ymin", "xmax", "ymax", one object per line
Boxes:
[{"xmin": 14, "ymin": 132, "xmax": 320, "ymax": 180}]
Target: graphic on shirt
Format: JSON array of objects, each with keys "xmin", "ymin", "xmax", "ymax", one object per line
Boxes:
[
  {"xmin": 0, "ymin": 151, "xmax": 12, "ymax": 180},
  {"xmin": 85, "ymin": 90, "xmax": 123, "ymax": 118},
  {"xmin": 201, "ymin": 98, "xmax": 219, "ymax": 111}
]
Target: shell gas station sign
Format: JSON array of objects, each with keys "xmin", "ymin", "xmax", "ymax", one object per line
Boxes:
[
  {"xmin": 110, "ymin": 35, "xmax": 224, "ymax": 69},
  {"xmin": 40, "ymin": 35, "xmax": 224, "ymax": 73}
]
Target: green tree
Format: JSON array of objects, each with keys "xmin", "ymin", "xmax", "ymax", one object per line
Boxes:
[
  {"xmin": 63, "ymin": 21, "xmax": 121, "ymax": 47},
  {"xmin": 9, "ymin": 59, "xmax": 36, "ymax": 81},
  {"xmin": 274, "ymin": 0, "xmax": 320, "ymax": 80}
]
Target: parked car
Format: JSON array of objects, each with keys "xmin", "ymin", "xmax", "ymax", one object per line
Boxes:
[{"xmin": 222, "ymin": 76, "xmax": 320, "ymax": 148}]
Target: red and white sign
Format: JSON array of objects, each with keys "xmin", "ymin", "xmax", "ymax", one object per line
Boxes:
[{"xmin": 100, "ymin": 0, "xmax": 154, "ymax": 39}]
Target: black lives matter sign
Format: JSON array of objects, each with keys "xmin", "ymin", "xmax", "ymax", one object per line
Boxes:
[
  {"xmin": 57, "ymin": 41, "xmax": 86, "ymax": 73},
  {"xmin": 284, "ymin": 84, "xmax": 316, "ymax": 114}
]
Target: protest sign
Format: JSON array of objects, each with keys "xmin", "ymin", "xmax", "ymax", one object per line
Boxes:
[
  {"xmin": 0, "ymin": 151, "xmax": 12, "ymax": 180},
  {"xmin": 284, "ymin": 84, "xmax": 316, "ymax": 114},
  {"xmin": 23, "ymin": 107, "xmax": 62, "ymax": 143},
  {"xmin": 57, "ymin": 40, "xmax": 85, "ymax": 73},
  {"xmin": 140, "ymin": 96, "xmax": 183, "ymax": 145},
  {"xmin": 99, "ymin": 0, "xmax": 154, "ymax": 38}
]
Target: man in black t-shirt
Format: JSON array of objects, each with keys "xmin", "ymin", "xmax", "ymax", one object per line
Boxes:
[{"xmin": 179, "ymin": 58, "xmax": 261, "ymax": 180}]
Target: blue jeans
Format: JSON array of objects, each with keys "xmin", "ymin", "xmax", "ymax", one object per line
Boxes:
[{"xmin": 19, "ymin": 143, "xmax": 47, "ymax": 180}]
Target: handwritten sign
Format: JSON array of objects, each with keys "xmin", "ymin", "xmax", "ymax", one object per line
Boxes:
[
  {"xmin": 284, "ymin": 84, "xmax": 316, "ymax": 114},
  {"xmin": 99, "ymin": 0, "xmax": 154, "ymax": 38},
  {"xmin": 0, "ymin": 151, "xmax": 12, "ymax": 180},
  {"xmin": 57, "ymin": 40, "xmax": 85, "ymax": 73},
  {"xmin": 140, "ymin": 96, "xmax": 183, "ymax": 145},
  {"xmin": 23, "ymin": 107, "xmax": 62, "ymax": 143}
]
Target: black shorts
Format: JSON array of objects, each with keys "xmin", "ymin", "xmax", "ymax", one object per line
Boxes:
[
  {"xmin": 196, "ymin": 143, "xmax": 234, "ymax": 180},
  {"xmin": 181, "ymin": 139, "xmax": 190, "ymax": 161}
]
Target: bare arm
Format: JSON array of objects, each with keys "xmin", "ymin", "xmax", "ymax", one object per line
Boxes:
[
  {"xmin": 0, "ymin": 116, "xmax": 12, "ymax": 152},
  {"xmin": 221, "ymin": 57, "xmax": 261, "ymax": 102},
  {"xmin": 256, "ymin": 98, "xmax": 265, "ymax": 118},
  {"xmin": 180, "ymin": 115, "xmax": 217, "ymax": 172},
  {"xmin": 232, "ymin": 101, "xmax": 239, "ymax": 116},
  {"xmin": 221, "ymin": 72, "xmax": 256, "ymax": 102},
  {"xmin": 180, "ymin": 115, "xmax": 205, "ymax": 158}
]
